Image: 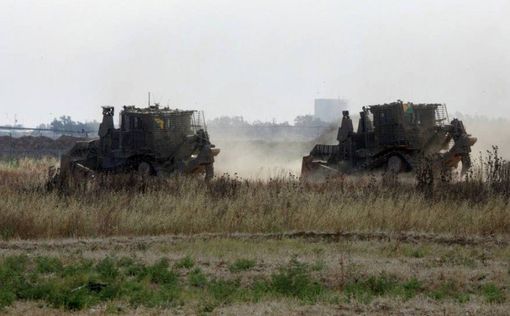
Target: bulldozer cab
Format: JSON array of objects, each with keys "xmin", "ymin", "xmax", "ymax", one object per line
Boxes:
[
  {"xmin": 119, "ymin": 105, "xmax": 195, "ymax": 134},
  {"xmin": 368, "ymin": 101, "xmax": 445, "ymax": 148},
  {"xmin": 97, "ymin": 105, "xmax": 207, "ymax": 159}
]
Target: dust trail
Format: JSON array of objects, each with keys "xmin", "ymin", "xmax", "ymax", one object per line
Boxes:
[
  {"xmin": 213, "ymin": 140, "xmax": 308, "ymax": 179},
  {"xmin": 458, "ymin": 115, "xmax": 510, "ymax": 159}
]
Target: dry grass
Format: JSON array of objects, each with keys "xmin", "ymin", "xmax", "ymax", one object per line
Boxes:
[
  {"xmin": 1, "ymin": 155, "xmax": 509, "ymax": 314},
  {"xmin": 0, "ymin": 153, "xmax": 510, "ymax": 240}
]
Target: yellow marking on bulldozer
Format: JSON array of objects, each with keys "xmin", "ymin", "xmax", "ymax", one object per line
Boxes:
[
  {"xmin": 402, "ymin": 103, "xmax": 413, "ymax": 113},
  {"xmin": 154, "ymin": 117, "xmax": 165, "ymax": 129}
]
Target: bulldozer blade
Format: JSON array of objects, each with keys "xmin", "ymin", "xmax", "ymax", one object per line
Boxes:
[{"xmin": 301, "ymin": 156, "xmax": 342, "ymax": 180}]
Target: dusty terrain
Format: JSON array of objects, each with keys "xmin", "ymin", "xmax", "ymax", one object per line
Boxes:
[{"xmin": 0, "ymin": 157, "xmax": 509, "ymax": 315}]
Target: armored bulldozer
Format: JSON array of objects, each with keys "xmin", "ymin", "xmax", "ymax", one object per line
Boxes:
[
  {"xmin": 49, "ymin": 105, "xmax": 219, "ymax": 187},
  {"xmin": 302, "ymin": 100, "xmax": 477, "ymax": 179}
]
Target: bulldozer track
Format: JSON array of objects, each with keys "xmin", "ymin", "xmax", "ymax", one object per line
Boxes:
[{"xmin": 0, "ymin": 231, "xmax": 507, "ymax": 251}]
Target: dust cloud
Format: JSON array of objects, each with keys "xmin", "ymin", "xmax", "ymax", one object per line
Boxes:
[
  {"xmin": 210, "ymin": 114, "xmax": 510, "ymax": 179},
  {"xmin": 459, "ymin": 115, "xmax": 510, "ymax": 160},
  {"xmin": 212, "ymin": 140, "xmax": 308, "ymax": 179}
]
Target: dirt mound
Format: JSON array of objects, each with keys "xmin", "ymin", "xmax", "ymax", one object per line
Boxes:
[{"xmin": 0, "ymin": 135, "xmax": 89, "ymax": 152}]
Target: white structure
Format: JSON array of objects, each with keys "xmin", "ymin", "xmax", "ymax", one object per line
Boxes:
[{"xmin": 314, "ymin": 98, "xmax": 347, "ymax": 122}]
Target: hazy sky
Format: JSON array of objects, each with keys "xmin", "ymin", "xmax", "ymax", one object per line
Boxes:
[{"xmin": 1, "ymin": 0, "xmax": 509, "ymax": 126}]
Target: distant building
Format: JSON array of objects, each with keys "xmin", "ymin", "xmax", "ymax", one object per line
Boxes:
[{"xmin": 314, "ymin": 98, "xmax": 347, "ymax": 122}]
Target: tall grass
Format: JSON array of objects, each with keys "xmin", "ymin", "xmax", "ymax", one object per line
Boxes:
[{"xmin": 0, "ymin": 152, "xmax": 509, "ymax": 240}]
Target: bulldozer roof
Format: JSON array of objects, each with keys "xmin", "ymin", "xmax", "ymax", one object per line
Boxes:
[
  {"xmin": 121, "ymin": 105, "xmax": 195, "ymax": 117},
  {"xmin": 367, "ymin": 101, "xmax": 441, "ymax": 111}
]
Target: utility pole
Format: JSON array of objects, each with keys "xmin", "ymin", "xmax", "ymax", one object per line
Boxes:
[
  {"xmin": 9, "ymin": 129, "xmax": 12, "ymax": 162},
  {"xmin": 9, "ymin": 115, "xmax": 17, "ymax": 163}
]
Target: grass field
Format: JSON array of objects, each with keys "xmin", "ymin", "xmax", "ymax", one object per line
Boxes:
[
  {"xmin": 0, "ymin": 156, "xmax": 509, "ymax": 314},
  {"xmin": 1, "ymin": 236, "xmax": 508, "ymax": 315}
]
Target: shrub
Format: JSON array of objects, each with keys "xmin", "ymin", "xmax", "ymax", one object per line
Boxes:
[
  {"xmin": 270, "ymin": 258, "xmax": 325, "ymax": 303},
  {"xmin": 429, "ymin": 281, "xmax": 469, "ymax": 303},
  {"xmin": 229, "ymin": 259, "xmax": 256, "ymax": 273},
  {"xmin": 482, "ymin": 283, "xmax": 505, "ymax": 303},
  {"xmin": 147, "ymin": 259, "xmax": 178, "ymax": 286},
  {"xmin": 0, "ymin": 288, "xmax": 15, "ymax": 309},
  {"xmin": 96, "ymin": 257, "xmax": 119, "ymax": 280},
  {"xmin": 188, "ymin": 268, "xmax": 208, "ymax": 288},
  {"xmin": 207, "ymin": 279, "xmax": 240, "ymax": 303},
  {"xmin": 174, "ymin": 256, "xmax": 194, "ymax": 269},
  {"xmin": 344, "ymin": 274, "xmax": 423, "ymax": 304},
  {"xmin": 36, "ymin": 256, "xmax": 63, "ymax": 274}
]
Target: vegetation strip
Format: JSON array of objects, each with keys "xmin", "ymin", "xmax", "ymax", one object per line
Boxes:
[
  {"xmin": 0, "ymin": 255, "xmax": 506, "ymax": 312},
  {"xmin": 0, "ymin": 255, "xmax": 338, "ymax": 312},
  {"xmin": 1, "ymin": 231, "xmax": 508, "ymax": 251}
]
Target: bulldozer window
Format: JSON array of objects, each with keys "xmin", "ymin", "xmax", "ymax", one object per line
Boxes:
[
  {"xmin": 129, "ymin": 116, "xmax": 143, "ymax": 130},
  {"xmin": 166, "ymin": 118, "xmax": 177, "ymax": 130},
  {"xmin": 379, "ymin": 110, "xmax": 392, "ymax": 125}
]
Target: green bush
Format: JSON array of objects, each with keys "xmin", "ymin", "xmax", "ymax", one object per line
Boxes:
[
  {"xmin": 174, "ymin": 256, "xmax": 194, "ymax": 269},
  {"xmin": 60, "ymin": 259, "xmax": 94, "ymax": 277},
  {"xmin": 428, "ymin": 281, "xmax": 471, "ymax": 303},
  {"xmin": 146, "ymin": 259, "xmax": 178, "ymax": 286},
  {"xmin": 401, "ymin": 278, "xmax": 424, "ymax": 299},
  {"xmin": 3, "ymin": 255, "xmax": 28, "ymax": 273},
  {"xmin": 270, "ymin": 258, "xmax": 325, "ymax": 303},
  {"xmin": 188, "ymin": 268, "xmax": 208, "ymax": 288},
  {"xmin": 229, "ymin": 259, "xmax": 256, "ymax": 273},
  {"xmin": 207, "ymin": 279, "xmax": 240, "ymax": 303},
  {"xmin": 405, "ymin": 247, "xmax": 427, "ymax": 258},
  {"xmin": 344, "ymin": 274, "xmax": 423, "ymax": 304},
  {"xmin": 36, "ymin": 256, "xmax": 63, "ymax": 274},
  {"xmin": 96, "ymin": 257, "xmax": 119, "ymax": 280},
  {"xmin": 0, "ymin": 288, "xmax": 15, "ymax": 309},
  {"xmin": 251, "ymin": 279, "xmax": 271, "ymax": 301},
  {"xmin": 482, "ymin": 283, "xmax": 505, "ymax": 303}
]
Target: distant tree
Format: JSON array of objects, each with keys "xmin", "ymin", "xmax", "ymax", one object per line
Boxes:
[
  {"xmin": 293, "ymin": 115, "xmax": 329, "ymax": 127},
  {"xmin": 208, "ymin": 116, "xmax": 250, "ymax": 128},
  {"xmin": 37, "ymin": 116, "xmax": 100, "ymax": 134},
  {"xmin": 252, "ymin": 120, "xmax": 290, "ymax": 127},
  {"xmin": 208, "ymin": 115, "xmax": 325, "ymax": 128}
]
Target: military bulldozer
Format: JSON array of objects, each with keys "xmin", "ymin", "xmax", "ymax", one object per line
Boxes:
[
  {"xmin": 301, "ymin": 100, "xmax": 477, "ymax": 179},
  {"xmin": 49, "ymin": 104, "xmax": 219, "ymax": 187}
]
